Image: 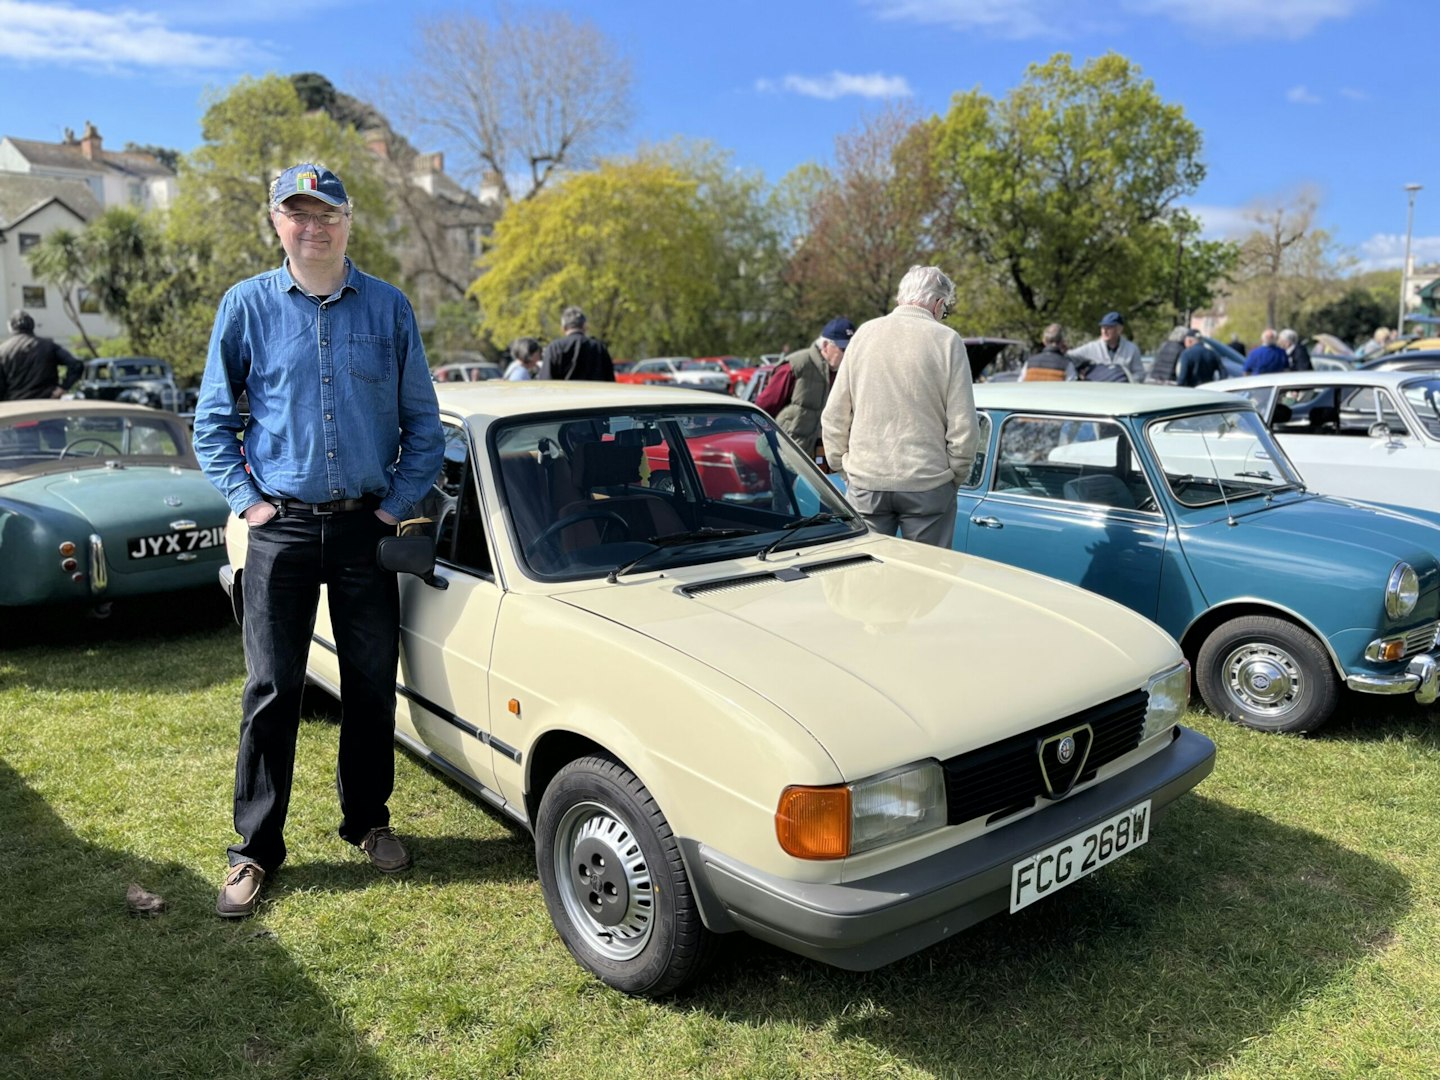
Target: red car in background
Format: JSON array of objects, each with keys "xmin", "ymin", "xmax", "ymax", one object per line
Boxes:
[
  {"xmin": 694, "ymin": 355, "xmax": 762, "ymax": 394},
  {"xmin": 641, "ymin": 413, "xmax": 772, "ymax": 505}
]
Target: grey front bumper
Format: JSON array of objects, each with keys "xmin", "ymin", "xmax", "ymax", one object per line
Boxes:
[
  {"xmin": 680, "ymin": 725, "xmax": 1216, "ymax": 972},
  {"xmin": 1346, "ymin": 652, "xmax": 1439, "ymax": 704}
]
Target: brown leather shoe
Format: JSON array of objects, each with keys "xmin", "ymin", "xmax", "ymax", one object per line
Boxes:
[
  {"xmin": 359, "ymin": 826, "xmax": 412, "ymax": 873},
  {"xmin": 216, "ymin": 862, "xmax": 265, "ymax": 918}
]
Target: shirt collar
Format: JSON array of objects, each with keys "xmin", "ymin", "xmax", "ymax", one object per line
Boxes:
[{"xmin": 278, "ymin": 257, "xmax": 359, "ymax": 300}]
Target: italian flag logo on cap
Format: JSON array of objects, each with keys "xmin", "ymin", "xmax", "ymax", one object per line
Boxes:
[{"xmin": 296, "ymin": 171, "xmax": 319, "ymax": 193}]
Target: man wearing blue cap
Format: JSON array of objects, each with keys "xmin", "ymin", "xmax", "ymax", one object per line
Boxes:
[
  {"xmin": 1068, "ymin": 311, "xmax": 1145, "ymax": 383},
  {"xmin": 194, "ymin": 163, "xmax": 444, "ymax": 918},
  {"xmin": 755, "ymin": 316, "xmax": 854, "ymax": 458}
]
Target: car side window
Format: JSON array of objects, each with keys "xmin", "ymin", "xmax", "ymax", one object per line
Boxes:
[
  {"xmin": 993, "ymin": 416, "xmax": 1155, "ymax": 512},
  {"xmin": 430, "ymin": 423, "xmax": 493, "ymax": 577},
  {"xmin": 1341, "ymin": 387, "xmax": 1409, "ymax": 436},
  {"xmin": 959, "ymin": 413, "xmax": 992, "ymax": 489}
]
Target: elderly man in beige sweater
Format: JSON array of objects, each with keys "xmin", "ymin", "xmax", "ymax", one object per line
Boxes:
[{"xmin": 820, "ymin": 265, "xmax": 979, "ymax": 547}]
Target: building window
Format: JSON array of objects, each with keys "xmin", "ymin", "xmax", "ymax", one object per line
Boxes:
[
  {"xmin": 22, "ymin": 286, "xmax": 46, "ymax": 308},
  {"xmin": 18, "ymin": 233, "xmax": 41, "ymax": 254},
  {"xmin": 78, "ymin": 288, "xmax": 101, "ymax": 314}
]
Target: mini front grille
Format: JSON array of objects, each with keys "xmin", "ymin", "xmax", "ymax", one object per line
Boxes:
[
  {"xmin": 1402, "ymin": 620, "xmax": 1439, "ymax": 658},
  {"xmin": 942, "ymin": 689, "xmax": 1149, "ymax": 825}
]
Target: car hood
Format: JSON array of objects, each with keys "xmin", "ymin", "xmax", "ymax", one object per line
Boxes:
[
  {"xmin": 556, "ymin": 539, "xmax": 1179, "ymax": 779},
  {"xmin": 1184, "ymin": 493, "xmax": 1440, "ymax": 564},
  {"xmin": 12, "ymin": 466, "xmax": 230, "ymax": 534}
]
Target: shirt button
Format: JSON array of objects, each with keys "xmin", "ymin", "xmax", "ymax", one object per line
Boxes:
[
  {"xmin": 332, "ymin": 489, "xmax": 341, "ymax": 495},
  {"xmin": 327, "ymin": 452, "xmax": 334, "ymax": 458},
  {"xmin": 325, "ymin": 414, "xmax": 332, "ymax": 421},
  {"xmin": 323, "ymin": 377, "xmax": 330, "ymax": 384}
]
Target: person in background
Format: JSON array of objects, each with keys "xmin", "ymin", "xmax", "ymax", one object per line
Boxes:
[
  {"xmin": 193, "ymin": 162, "xmax": 445, "ymax": 919},
  {"xmin": 821, "ymin": 265, "xmax": 978, "ymax": 547},
  {"xmin": 1356, "ymin": 327, "xmax": 1392, "ymax": 358},
  {"xmin": 1278, "ymin": 328, "xmax": 1312, "ymax": 371},
  {"xmin": 0, "ymin": 309, "xmax": 82, "ymax": 401},
  {"xmin": 1228, "ymin": 334, "xmax": 1248, "ymax": 358},
  {"xmin": 1019, "ymin": 323, "xmax": 1075, "ymax": 381},
  {"xmin": 1147, "ymin": 326, "xmax": 1190, "ymax": 384},
  {"xmin": 755, "ymin": 316, "xmax": 854, "ymax": 457},
  {"xmin": 1176, "ymin": 328, "xmax": 1223, "ymax": 386},
  {"xmin": 1067, "ymin": 311, "xmax": 1144, "ymax": 383},
  {"xmin": 542, "ymin": 306, "xmax": 615, "ymax": 381},
  {"xmin": 505, "ymin": 337, "xmax": 543, "ymax": 381},
  {"xmin": 1244, "ymin": 328, "xmax": 1289, "ymax": 375}
]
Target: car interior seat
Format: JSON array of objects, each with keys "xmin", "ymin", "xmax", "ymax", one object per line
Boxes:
[
  {"xmin": 1062, "ymin": 473, "xmax": 1137, "ymax": 510},
  {"xmin": 556, "ymin": 439, "xmax": 685, "ymax": 548}
]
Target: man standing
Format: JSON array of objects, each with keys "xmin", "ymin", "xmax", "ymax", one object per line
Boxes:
[
  {"xmin": 1067, "ymin": 311, "xmax": 1144, "ymax": 383},
  {"xmin": 1278, "ymin": 329, "xmax": 1313, "ymax": 371},
  {"xmin": 821, "ymin": 265, "xmax": 978, "ymax": 547},
  {"xmin": 754, "ymin": 316, "xmax": 854, "ymax": 456},
  {"xmin": 1018, "ymin": 324, "xmax": 1075, "ymax": 381},
  {"xmin": 193, "ymin": 163, "xmax": 444, "ymax": 919},
  {"xmin": 1244, "ymin": 329, "xmax": 1289, "ymax": 375},
  {"xmin": 1146, "ymin": 326, "xmax": 1190, "ymax": 384},
  {"xmin": 1175, "ymin": 329, "xmax": 1222, "ymax": 386},
  {"xmin": 0, "ymin": 310, "xmax": 82, "ymax": 401},
  {"xmin": 505, "ymin": 337, "xmax": 543, "ymax": 381},
  {"xmin": 542, "ymin": 306, "xmax": 615, "ymax": 381}
]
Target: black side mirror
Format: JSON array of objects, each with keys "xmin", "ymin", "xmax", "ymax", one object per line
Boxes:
[{"xmin": 376, "ymin": 534, "xmax": 448, "ymax": 589}]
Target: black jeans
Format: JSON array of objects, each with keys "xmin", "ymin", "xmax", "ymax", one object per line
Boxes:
[{"xmin": 230, "ymin": 507, "xmax": 399, "ymax": 870}]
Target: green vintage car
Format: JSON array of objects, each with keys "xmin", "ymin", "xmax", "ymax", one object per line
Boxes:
[{"xmin": 0, "ymin": 400, "xmax": 230, "ymax": 611}]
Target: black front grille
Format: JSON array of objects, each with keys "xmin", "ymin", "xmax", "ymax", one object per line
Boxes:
[{"xmin": 942, "ymin": 689, "xmax": 1149, "ymax": 825}]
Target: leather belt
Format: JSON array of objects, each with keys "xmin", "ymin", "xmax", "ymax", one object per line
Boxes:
[{"xmin": 264, "ymin": 497, "xmax": 370, "ymax": 515}]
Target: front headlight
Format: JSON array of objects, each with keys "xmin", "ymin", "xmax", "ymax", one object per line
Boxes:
[
  {"xmin": 776, "ymin": 761, "xmax": 947, "ymax": 859},
  {"xmin": 1385, "ymin": 562, "xmax": 1419, "ymax": 620},
  {"xmin": 1143, "ymin": 661, "xmax": 1191, "ymax": 740}
]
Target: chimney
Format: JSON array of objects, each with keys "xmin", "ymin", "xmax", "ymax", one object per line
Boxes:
[
  {"xmin": 79, "ymin": 120, "xmax": 102, "ymax": 160},
  {"xmin": 479, "ymin": 170, "xmax": 504, "ymax": 205},
  {"xmin": 431, "ymin": 152, "xmax": 444, "ymax": 173}
]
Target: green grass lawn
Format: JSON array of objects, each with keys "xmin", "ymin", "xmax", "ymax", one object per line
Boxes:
[{"xmin": 3, "ymin": 595, "xmax": 1438, "ymax": 1079}]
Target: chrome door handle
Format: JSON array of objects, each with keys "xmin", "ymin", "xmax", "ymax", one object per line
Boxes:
[{"xmin": 971, "ymin": 516, "xmax": 1002, "ymax": 529}]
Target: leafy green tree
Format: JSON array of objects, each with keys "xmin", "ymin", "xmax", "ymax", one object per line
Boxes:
[
  {"xmin": 931, "ymin": 53, "xmax": 1233, "ymax": 345},
  {"xmin": 469, "ymin": 159, "xmax": 725, "ymax": 357},
  {"xmin": 1308, "ymin": 287, "xmax": 1391, "ymax": 349}
]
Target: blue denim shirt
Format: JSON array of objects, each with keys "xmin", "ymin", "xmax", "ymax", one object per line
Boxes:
[{"xmin": 193, "ymin": 260, "xmax": 443, "ymax": 520}]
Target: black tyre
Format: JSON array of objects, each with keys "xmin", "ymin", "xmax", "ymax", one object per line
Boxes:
[
  {"xmin": 535, "ymin": 754, "xmax": 714, "ymax": 996},
  {"xmin": 1196, "ymin": 615, "xmax": 1340, "ymax": 734}
]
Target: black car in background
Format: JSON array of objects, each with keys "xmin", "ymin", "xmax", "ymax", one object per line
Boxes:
[{"xmin": 71, "ymin": 358, "xmax": 193, "ymax": 414}]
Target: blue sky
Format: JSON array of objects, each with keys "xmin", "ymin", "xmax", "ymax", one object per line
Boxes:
[{"xmin": 1, "ymin": 0, "xmax": 1432, "ymax": 271}]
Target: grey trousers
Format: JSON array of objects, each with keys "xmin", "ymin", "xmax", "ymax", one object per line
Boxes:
[{"xmin": 847, "ymin": 480, "xmax": 958, "ymax": 547}]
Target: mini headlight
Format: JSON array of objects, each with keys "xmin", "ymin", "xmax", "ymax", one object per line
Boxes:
[
  {"xmin": 1385, "ymin": 563, "xmax": 1419, "ymax": 620},
  {"xmin": 1143, "ymin": 661, "xmax": 1191, "ymax": 740},
  {"xmin": 776, "ymin": 761, "xmax": 947, "ymax": 859}
]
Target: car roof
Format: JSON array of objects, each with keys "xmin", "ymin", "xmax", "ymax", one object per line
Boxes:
[
  {"xmin": 972, "ymin": 382, "xmax": 1237, "ymax": 415},
  {"xmin": 0, "ymin": 399, "xmax": 178, "ymax": 420},
  {"xmin": 435, "ymin": 379, "xmax": 742, "ymax": 422},
  {"xmin": 1219, "ymin": 370, "xmax": 1436, "ymax": 390}
]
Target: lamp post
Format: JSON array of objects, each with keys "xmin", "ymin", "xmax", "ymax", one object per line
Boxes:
[{"xmin": 1399, "ymin": 183, "xmax": 1423, "ymax": 335}]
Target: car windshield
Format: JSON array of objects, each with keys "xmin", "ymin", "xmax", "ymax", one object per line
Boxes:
[
  {"xmin": 681, "ymin": 361, "xmax": 725, "ymax": 373},
  {"xmin": 1400, "ymin": 377, "xmax": 1440, "ymax": 437},
  {"xmin": 1145, "ymin": 408, "xmax": 1305, "ymax": 507},
  {"xmin": 0, "ymin": 412, "xmax": 187, "ymax": 467},
  {"xmin": 492, "ymin": 406, "xmax": 864, "ymax": 581}
]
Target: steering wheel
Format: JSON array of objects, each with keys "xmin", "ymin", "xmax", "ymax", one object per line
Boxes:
[
  {"xmin": 59, "ymin": 437, "xmax": 122, "ymax": 458},
  {"xmin": 526, "ymin": 508, "xmax": 632, "ymax": 559}
]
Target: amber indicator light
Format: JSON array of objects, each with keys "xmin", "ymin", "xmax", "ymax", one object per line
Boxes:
[{"xmin": 775, "ymin": 785, "xmax": 850, "ymax": 859}]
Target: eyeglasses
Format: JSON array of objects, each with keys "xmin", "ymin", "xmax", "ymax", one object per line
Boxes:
[
  {"xmin": 276, "ymin": 209, "xmax": 348, "ymax": 227},
  {"xmin": 938, "ymin": 299, "xmax": 953, "ymax": 322}
]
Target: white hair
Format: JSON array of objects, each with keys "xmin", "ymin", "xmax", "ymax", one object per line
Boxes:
[
  {"xmin": 895, "ymin": 265, "xmax": 956, "ymax": 308},
  {"xmin": 1278, "ymin": 328, "xmax": 1299, "ymax": 346}
]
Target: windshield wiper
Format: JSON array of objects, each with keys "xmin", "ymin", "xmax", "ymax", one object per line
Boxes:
[
  {"xmin": 1234, "ymin": 469, "xmax": 1274, "ymax": 480},
  {"xmin": 756, "ymin": 512, "xmax": 846, "ymax": 561},
  {"xmin": 606, "ymin": 528, "xmax": 758, "ymax": 582}
]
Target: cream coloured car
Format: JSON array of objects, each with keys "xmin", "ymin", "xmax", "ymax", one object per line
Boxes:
[{"xmin": 220, "ymin": 381, "xmax": 1215, "ymax": 996}]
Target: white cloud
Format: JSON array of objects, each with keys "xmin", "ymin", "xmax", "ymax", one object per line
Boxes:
[
  {"xmin": 1186, "ymin": 203, "xmax": 1255, "ymax": 240},
  {"xmin": 756, "ymin": 72, "xmax": 914, "ymax": 101},
  {"xmin": 1286, "ymin": 85, "xmax": 1323, "ymax": 105},
  {"xmin": 1356, "ymin": 233, "xmax": 1440, "ymax": 272},
  {"xmin": 0, "ymin": 1, "xmax": 269, "ymax": 71},
  {"xmin": 865, "ymin": 0, "xmax": 1061, "ymax": 39},
  {"xmin": 1124, "ymin": 0, "xmax": 1364, "ymax": 39}
]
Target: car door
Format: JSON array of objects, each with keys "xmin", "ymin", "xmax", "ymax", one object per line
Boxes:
[
  {"xmin": 392, "ymin": 421, "xmax": 501, "ymax": 797},
  {"xmin": 961, "ymin": 414, "xmax": 1169, "ymax": 620}
]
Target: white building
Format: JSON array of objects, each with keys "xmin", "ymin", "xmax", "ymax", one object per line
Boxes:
[
  {"xmin": 0, "ymin": 174, "xmax": 108, "ymax": 343},
  {"xmin": 0, "ymin": 121, "xmax": 177, "ymax": 213}
]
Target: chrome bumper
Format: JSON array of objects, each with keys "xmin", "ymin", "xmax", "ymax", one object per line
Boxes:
[{"xmin": 1346, "ymin": 652, "xmax": 1439, "ymax": 704}]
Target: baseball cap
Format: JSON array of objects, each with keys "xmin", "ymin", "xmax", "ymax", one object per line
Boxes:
[
  {"xmin": 1099, "ymin": 311, "xmax": 1125, "ymax": 327},
  {"xmin": 822, "ymin": 317, "xmax": 856, "ymax": 348},
  {"xmin": 272, "ymin": 163, "xmax": 349, "ymax": 207},
  {"xmin": 1182, "ymin": 326, "xmax": 1200, "ymax": 339}
]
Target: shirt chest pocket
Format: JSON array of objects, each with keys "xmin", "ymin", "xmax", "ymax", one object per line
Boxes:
[{"xmin": 348, "ymin": 334, "xmax": 393, "ymax": 383}]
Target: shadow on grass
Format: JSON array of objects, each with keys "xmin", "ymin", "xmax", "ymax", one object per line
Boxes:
[
  {"xmin": 0, "ymin": 759, "xmax": 390, "ymax": 1080},
  {"xmin": 684, "ymin": 795, "xmax": 1409, "ymax": 1079},
  {"xmin": 1321, "ymin": 692, "xmax": 1440, "ymax": 746},
  {"xmin": 269, "ymin": 833, "xmax": 534, "ymax": 898}
]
